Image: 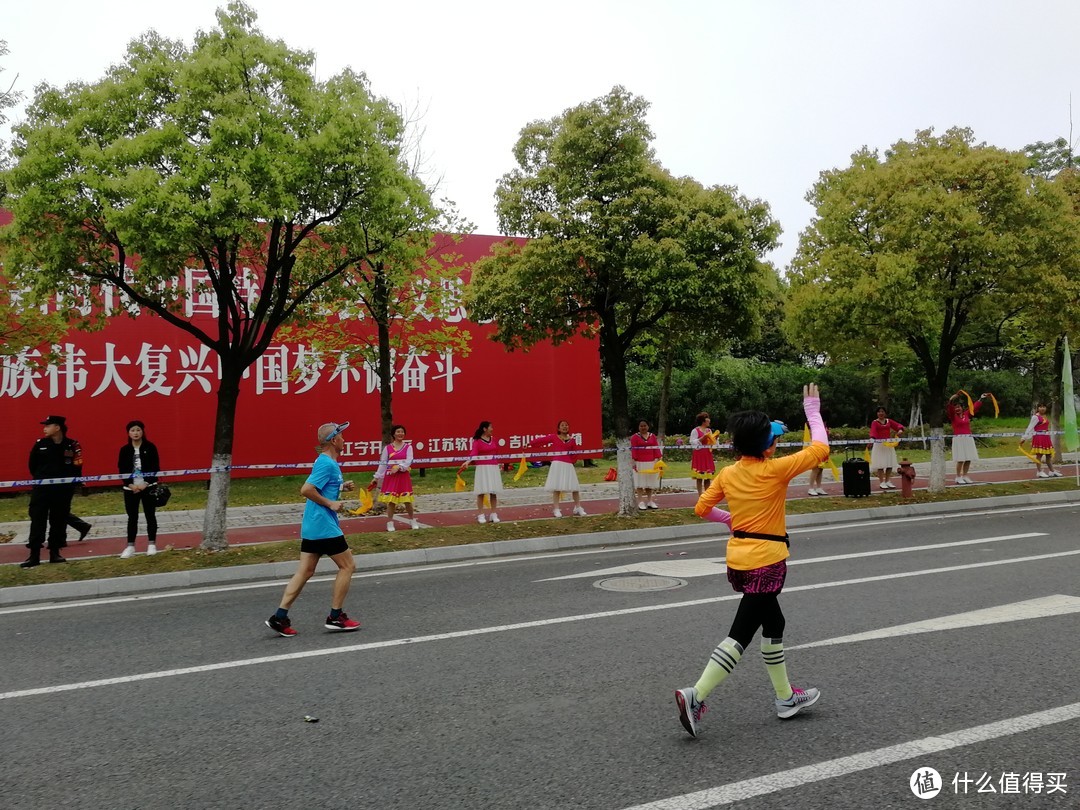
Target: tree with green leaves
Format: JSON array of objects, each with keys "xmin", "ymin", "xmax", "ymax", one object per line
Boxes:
[
  {"xmin": 466, "ymin": 87, "xmax": 779, "ymax": 514},
  {"xmin": 281, "ymin": 205, "xmax": 473, "ymax": 445},
  {"xmin": 0, "ymin": 40, "xmax": 69, "ymax": 355},
  {"xmin": 1024, "ymin": 136, "xmax": 1076, "ymax": 179},
  {"xmin": 0, "ymin": 3, "xmax": 436, "ymax": 548},
  {"xmin": 786, "ymin": 127, "xmax": 1080, "ymax": 491}
]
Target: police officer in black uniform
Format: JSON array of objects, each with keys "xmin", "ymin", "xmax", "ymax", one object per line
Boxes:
[{"xmin": 23, "ymin": 415, "xmax": 83, "ymax": 568}]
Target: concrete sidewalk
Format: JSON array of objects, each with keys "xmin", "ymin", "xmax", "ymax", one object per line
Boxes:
[{"xmin": 0, "ymin": 455, "xmax": 1062, "ymax": 545}]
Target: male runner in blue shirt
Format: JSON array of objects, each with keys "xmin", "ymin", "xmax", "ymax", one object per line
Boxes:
[{"xmin": 266, "ymin": 421, "xmax": 361, "ymax": 636}]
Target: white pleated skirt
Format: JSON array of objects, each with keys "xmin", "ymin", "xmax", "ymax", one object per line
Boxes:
[
  {"xmin": 633, "ymin": 460, "xmax": 660, "ymax": 489},
  {"xmin": 473, "ymin": 465, "xmax": 504, "ymax": 495},
  {"xmin": 544, "ymin": 460, "xmax": 580, "ymax": 492},
  {"xmin": 870, "ymin": 443, "xmax": 898, "ymax": 471},
  {"xmin": 951, "ymin": 434, "xmax": 979, "ymax": 462}
]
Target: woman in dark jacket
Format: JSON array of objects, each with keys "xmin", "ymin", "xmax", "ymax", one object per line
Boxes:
[{"xmin": 117, "ymin": 420, "xmax": 161, "ymax": 558}]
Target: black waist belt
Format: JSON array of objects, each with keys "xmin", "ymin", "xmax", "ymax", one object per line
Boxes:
[{"xmin": 732, "ymin": 530, "xmax": 790, "ymax": 548}]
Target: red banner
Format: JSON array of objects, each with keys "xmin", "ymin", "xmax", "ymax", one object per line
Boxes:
[{"xmin": 0, "ymin": 229, "xmax": 601, "ymax": 488}]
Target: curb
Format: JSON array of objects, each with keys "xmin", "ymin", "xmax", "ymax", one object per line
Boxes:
[{"xmin": 3, "ymin": 489, "xmax": 1079, "ymax": 608}]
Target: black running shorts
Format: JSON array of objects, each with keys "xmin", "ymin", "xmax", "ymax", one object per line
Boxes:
[{"xmin": 300, "ymin": 536, "xmax": 350, "ymax": 556}]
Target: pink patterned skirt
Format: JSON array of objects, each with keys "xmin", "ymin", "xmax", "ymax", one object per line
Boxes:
[
  {"xmin": 727, "ymin": 560, "xmax": 787, "ymax": 594},
  {"xmin": 1031, "ymin": 432, "xmax": 1053, "ymax": 453},
  {"xmin": 378, "ymin": 469, "xmax": 414, "ymax": 504}
]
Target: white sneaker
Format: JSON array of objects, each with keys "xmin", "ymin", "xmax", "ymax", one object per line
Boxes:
[
  {"xmin": 120, "ymin": 545, "xmax": 136, "ymax": 559},
  {"xmin": 477, "ymin": 513, "xmax": 487, "ymax": 524},
  {"xmin": 646, "ymin": 501, "xmax": 658, "ymax": 509},
  {"xmin": 410, "ymin": 519, "xmax": 420, "ymax": 530},
  {"xmin": 553, "ymin": 509, "xmax": 562, "ymax": 518},
  {"xmin": 146, "ymin": 543, "xmax": 157, "ymax": 556},
  {"xmin": 808, "ymin": 489, "xmax": 820, "ymax": 497},
  {"xmin": 776, "ymin": 685, "xmax": 821, "ymax": 719},
  {"xmin": 816, "ymin": 488, "xmax": 828, "ymax": 496},
  {"xmin": 638, "ymin": 501, "xmax": 647, "ymax": 511},
  {"xmin": 489, "ymin": 513, "xmax": 500, "ymax": 524},
  {"xmin": 386, "ymin": 522, "xmax": 396, "ymax": 532},
  {"xmin": 954, "ymin": 477, "xmax": 965, "ymax": 485},
  {"xmin": 1037, "ymin": 471, "xmax": 1049, "ymax": 478},
  {"xmin": 1050, "ymin": 471, "xmax": 1063, "ymax": 477},
  {"xmin": 573, "ymin": 506, "xmax": 587, "ymax": 516},
  {"xmin": 675, "ymin": 687, "xmax": 708, "ymax": 738}
]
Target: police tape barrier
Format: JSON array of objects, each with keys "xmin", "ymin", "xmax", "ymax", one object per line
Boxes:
[{"xmin": 1, "ymin": 430, "xmax": 1064, "ymax": 490}]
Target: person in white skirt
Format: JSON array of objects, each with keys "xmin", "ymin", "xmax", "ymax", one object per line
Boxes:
[
  {"xmin": 947, "ymin": 391, "xmax": 989, "ymax": 484},
  {"xmin": 630, "ymin": 419, "xmax": 662, "ymax": 509},
  {"xmin": 868, "ymin": 407, "xmax": 905, "ymax": 490},
  {"xmin": 529, "ymin": 420, "xmax": 586, "ymax": 517},
  {"xmin": 464, "ymin": 420, "xmax": 503, "ymax": 523}
]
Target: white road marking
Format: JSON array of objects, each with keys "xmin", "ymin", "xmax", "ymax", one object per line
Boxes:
[
  {"xmin": 539, "ymin": 533, "xmax": 1045, "ymax": 580},
  {"xmin": 790, "ymin": 594, "xmax": 1080, "ymax": 650},
  {"xmin": 1, "ymin": 500, "xmax": 1073, "ymax": 615},
  {"xmin": 3, "ymin": 548, "xmax": 1080, "ymax": 701},
  {"xmin": 0, "ymin": 531, "xmax": 1048, "ymax": 616},
  {"xmin": 621, "ymin": 702, "xmax": 1080, "ymax": 809}
]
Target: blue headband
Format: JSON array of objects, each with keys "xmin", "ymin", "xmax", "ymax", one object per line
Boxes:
[{"xmin": 759, "ymin": 420, "xmax": 787, "ymax": 453}]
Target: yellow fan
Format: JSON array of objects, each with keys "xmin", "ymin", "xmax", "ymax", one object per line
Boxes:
[
  {"xmin": 884, "ymin": 439, "xmax": 899, "ymax": 448},
  {"xmin": 703, "ymin": 430, "xmax": 720, "ymax": 447},
  {"xmin": 513, "ymin": 456, "xmax": 528, "ymax": 481},
  {"xmin": 454, "ymin": 470, "xmax": 467, "ymax": 491},
  {"xmin": 642, "ymin": 459, "xmax": 668, "ymax": 475},
  {"xmin": 989, "ymin": 393, "xmax": 1000, "ymax": 418},
  {"xmin": 347, "ymin": 487, "xmax": 374, "ymax": 516}
]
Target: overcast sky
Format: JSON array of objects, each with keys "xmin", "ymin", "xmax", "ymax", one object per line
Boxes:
[{"xmin": 4, "ymin": 0, "xmax": 1079, "ymax": 270}]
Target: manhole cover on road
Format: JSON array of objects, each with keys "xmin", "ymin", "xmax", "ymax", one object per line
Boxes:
[{"xmin": 594, "ymin": 575, "xmax": 687, "ymax": 592}]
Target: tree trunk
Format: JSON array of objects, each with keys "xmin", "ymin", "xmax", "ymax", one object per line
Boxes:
[
  {"xmin": 1052, "ymin": 335, "xmax": 1065, "ymax": 464},
  {"xmin": 928, "ymin": 426, "xmax": 946, "ymax": 492},
  {"xmin": 925, "ymin": 375, "xmax": 948, "ymax": 493},
  {"xmin": 200, "ymin": 370, "xmax": 241, "ymax": 550},
  {"xmin": 377, "ymin": 314, "xmax": 394, "ymax": 444},
  {"xmin": 600, "ymin": 318, "xmax": 637, "ymax": 516},
  {"xmin": 374, "ymin": 264, "xmax": 395, "ymax": 444},
  {"xmin": 656, "ymin": 335, "xmax": 672, "ymax": 439},
  {"xmin": 877, "ymin": 353, "xmax": 893, "ymax": 411}
]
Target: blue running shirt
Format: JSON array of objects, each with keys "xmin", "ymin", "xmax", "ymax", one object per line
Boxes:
[{"xmin": 301, "ymin": 453, "xmax": 344, "ymax": 540}]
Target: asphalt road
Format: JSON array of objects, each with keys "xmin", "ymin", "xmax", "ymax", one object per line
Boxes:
[{"xmin": 3, "ymin": 501, "xmax": 1079, "ymax": 809}]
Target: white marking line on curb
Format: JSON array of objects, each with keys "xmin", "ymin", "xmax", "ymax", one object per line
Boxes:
[
  {"xmin": 3, "ymin": 548, "xmax": 1080, "ymax": 701},
  {"xmin": 620, "ymin": 702, "xmax": 1080, "ymax": 810}
]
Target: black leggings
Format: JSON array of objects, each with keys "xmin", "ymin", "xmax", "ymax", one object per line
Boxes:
[
  {"xmin": 124, "ymin": 489, "xmax": 158, "ymax": 544},
  {"xmin": 728, "ymin": 593, "xmax": 786, "ymax": 649}
]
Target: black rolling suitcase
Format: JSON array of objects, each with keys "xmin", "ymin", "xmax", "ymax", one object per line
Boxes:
[{"xmin": 842, "ymin": 448, "xmax": 871, "ymax": 498}]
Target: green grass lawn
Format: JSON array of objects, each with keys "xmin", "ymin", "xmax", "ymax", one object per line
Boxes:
[{"xmin": 2, "ymin": 475, "xmax": 1075, "ymax": 590}]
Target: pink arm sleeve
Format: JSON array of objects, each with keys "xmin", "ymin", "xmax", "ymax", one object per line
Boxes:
[
  {"xmin": 804, "ymin": 395, "xmax": 827, "ymax": 445},
  {"xmin": 705, "ymin": 507, "xmax": 732, "ymax": 527}
]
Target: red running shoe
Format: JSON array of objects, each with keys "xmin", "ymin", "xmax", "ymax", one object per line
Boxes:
[
  {"xmin": 265, "ymin": 616, "xmax": 297, "ymax": 637},
  {"xmin": 324, "ymin": 612, "xmax": 361, "ymax": 632}
]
